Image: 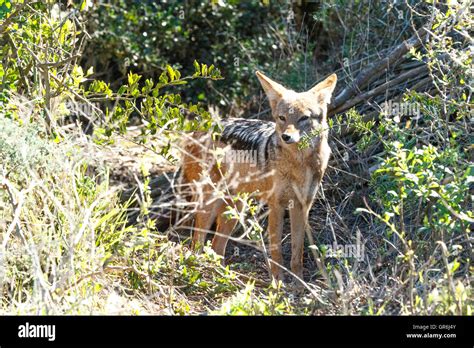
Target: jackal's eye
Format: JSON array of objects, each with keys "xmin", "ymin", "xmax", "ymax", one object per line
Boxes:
[
  {"xmin": 299, "ymin": 115, "xmax": 310, "ymax": 123},
  {"xmin": 278, "ymin": 115, "xmax": 286, "ymax": 122}
]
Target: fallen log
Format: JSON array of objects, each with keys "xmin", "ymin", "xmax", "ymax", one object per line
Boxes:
[{"xmin": 329, "ymin": 26, "xmax": 430, "ymax": 116}]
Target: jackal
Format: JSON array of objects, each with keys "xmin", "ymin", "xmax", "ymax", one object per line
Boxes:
[{"xmin": 180, "ymin": 71, "xmax": 337, "ymax": 281}]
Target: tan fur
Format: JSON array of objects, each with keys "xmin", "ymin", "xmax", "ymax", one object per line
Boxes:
[{"xmin": 180, "ymin": 71, "xmax": 337, "ymax": 281}]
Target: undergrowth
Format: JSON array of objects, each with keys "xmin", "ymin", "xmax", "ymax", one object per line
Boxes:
[{"xmin": 0, "ymin": 0, "xmax": 472, "ymax": 315}]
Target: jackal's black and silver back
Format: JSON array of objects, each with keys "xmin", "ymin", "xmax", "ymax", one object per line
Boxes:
[{"xmin": 219, "ymin": 118, "xmax": 278, "ymax": 167}]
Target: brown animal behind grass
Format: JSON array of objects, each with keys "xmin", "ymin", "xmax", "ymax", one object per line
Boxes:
[{"xmin": 180, "ymin": 71, "xmax": 337, "ymax": 282}]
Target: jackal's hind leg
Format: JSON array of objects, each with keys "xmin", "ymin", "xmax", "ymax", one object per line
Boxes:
[
  {"xmin": 192, "ymin": 195, "xmax": 223, "ymax": 251},
  {"xmin": 212, "ymin": 201, "xmax": 242, "ymax": 259}
]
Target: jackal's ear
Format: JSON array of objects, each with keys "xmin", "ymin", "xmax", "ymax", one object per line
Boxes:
[
  {"xmin": 256, "ymin": 71, "xmax": 287, "ymax": 110},
  {"xmin": 309, "ymin": 73, "xmax": 337, "ymax": 105}
]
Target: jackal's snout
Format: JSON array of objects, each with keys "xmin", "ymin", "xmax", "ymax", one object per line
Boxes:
[{"xmin": 281, "ymin": 124, "xmax": 300, "ymax": 144}]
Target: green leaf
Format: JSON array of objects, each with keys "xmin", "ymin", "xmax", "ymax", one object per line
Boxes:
[
  {"xmin": 201, "ymin": 64, "xmax": 208, "ymax": 77},
  {"xmin": 80, "ymin": 0, "xmax": 89, "ymax": 11},
  {"xmin": 449, "ymin": 260, "xmax": 460, "ymax": 274},
  {"xmin": 193, "ymin": 60, "xmax": 201, "ymax": 77},
  {"xmin": 166, "ymin": 65, "xmax": 175, "ymax": 81}
]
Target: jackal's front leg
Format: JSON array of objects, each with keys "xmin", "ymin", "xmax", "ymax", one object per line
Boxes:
[
  {"xmin": 289, "ymin": 201, "xmax": 310, "ymax": 280},
  {"xmin": 267, "ymin": 203, "xmax": 285, "ymax": 281}
]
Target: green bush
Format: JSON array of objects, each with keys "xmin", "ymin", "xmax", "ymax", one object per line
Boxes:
[{"xmin": 84, "ymin": 1, "xmax": 308, "ymax": 111}]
